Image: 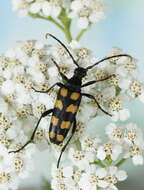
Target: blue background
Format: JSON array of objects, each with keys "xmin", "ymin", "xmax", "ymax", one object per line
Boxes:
[{"xmin": 0, "ymin": 1, "xmax": 144, "ymax": 189}]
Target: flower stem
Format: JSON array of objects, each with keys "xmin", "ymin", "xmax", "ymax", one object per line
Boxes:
[
  {"xmin": 104, "ymin": 155, "xmax": 112, "ymax": 166},
  {"xmin": 116, "ymin": 158, "xmax": 127, "ymax": 167},
  {"xmin": 90, "ymin": 160, "xmax": 106, "ymax": 168},
  {"xmin": 76, "ymin": 29, "xmax": 87, "ymax": 41},
  {"xmin": 75, "ymin": 23, "xmax": 91, "ymax": 41},
  {"xmin": 75, "ymin": 139, "xmax": 82, "ymax": 151},
  {"xmin": 29, "ymin": 12, "xmax": 72, "ymax": 43},
  {"xmin": 58, "ymin": 9, "xmax": 72, "ymax": 43},
  {"xmin": 28, "ymin": 13, "xmax": 64, "ymax": 31},
  {"xmin": 64, "ymin": 22, "xmax": 72, "ymax": 43}
]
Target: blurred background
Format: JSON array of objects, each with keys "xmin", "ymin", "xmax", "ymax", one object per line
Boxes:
[{"xmin": 0, "ymin": 0, "xmax": 144, "ymax": 189}]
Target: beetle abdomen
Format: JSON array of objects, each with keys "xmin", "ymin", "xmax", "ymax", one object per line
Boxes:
[{"xmin": 49, "ymin": 87, "xmax": 81, "ymax": 145}]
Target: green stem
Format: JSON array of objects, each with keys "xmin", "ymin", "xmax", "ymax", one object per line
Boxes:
[
  {"xmin": 105, "ymin": 159, "xmax": 111, "ymax": 167},
  {"xmin": 75, "ymin": 139, "xmax": 82, "ymax": 151},
  {"xmin": 116, "ymin": 158, "xmax": 127, "ymax": 167},
  {"xmin": 116, "ymin": 86, "xmax": 121, "ymax": 96},
  {"xmin": 90, "ymin": 160, "xmax": 106, "ymax": 168},
  {"xmin": 104, "ymin": 155, "xmax": 112, "ymax": 166},
  {"xmin": 76, "ymin": 29, "xmax": 87, "ymax": 41},
  {"xmin": 58, "ymin": 9, "xmax": 72, "ymax": 43},
  {"xmin": 28, "ymin": 13, "xmax": 64, "ymax": 31},
  {"xmin": 76, "ymin": 23, "xmax": 91, "ymax": 41},
  {"xmin": 63, "ymin": 22, "xmax": 72, "ymax": 43}
]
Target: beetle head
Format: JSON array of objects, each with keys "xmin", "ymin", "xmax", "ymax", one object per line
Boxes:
[{"xmin": 74, "ymin": 67, "xmax": 87, "ymax": 79}]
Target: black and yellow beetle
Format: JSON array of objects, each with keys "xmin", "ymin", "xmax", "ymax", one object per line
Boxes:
[{"xmin": 9, "ymin": 34, "xmax": 132, "ymax": 168}]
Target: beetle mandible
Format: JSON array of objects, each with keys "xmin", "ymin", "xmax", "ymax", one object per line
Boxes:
[{"xmin": 9, "ymin": 34, "xmax": 132, "ymax": 168}]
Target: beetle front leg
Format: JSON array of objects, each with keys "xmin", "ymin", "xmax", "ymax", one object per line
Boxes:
[
  {"xmin": 82, "ymin": 93, "xmax": 112, "ymax": 116},
  {"xmin": 32, "ymin": 82, "xmax": 64, "ymax": 93},
  {"xmin": 9, "ymin": 109, "xmax": 53, "ymax": 153},
  {"xmin": 51, "ymin": 58, "xmax": 69, "ymax": 82},
  {"xmin": 57, "ymin": 118, "xmax": 77, "ymax": 168}
]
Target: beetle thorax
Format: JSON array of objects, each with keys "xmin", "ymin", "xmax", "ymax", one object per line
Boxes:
[{"xmin": 66, "ymin": 67, "xmax": 87, "ymax": 88}]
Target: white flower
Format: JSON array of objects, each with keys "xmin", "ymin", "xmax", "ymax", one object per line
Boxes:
[
  {"xmin": 0, "ymin": 166, "xmax": 19, "ymax": 190},
  {"xmin": 48, "ymin": 66, "xmax": 59, "ymax": 77},
  {"xmin": 1, "ymin": 80, "xmax": 15, "ymax": 95},
  {"xmin": 111, "ymin": 108, "xmax": 130, "ymax": 122},
  {"xmin": 69, "ymin": 0, "xmax": 105, "ymax": 29},
  {"xmin": 89, "ymin": 11, "xmax": 105, "ymax": 23},
  {"xmin": 132, "ymin": 154, "xmax": 143, "ymax": 165},
  {"xmin": 0, "ymin": 97, "xmax": 8, "ymax": 114},
  {"xmin": 77, "ymin": 103, "xmax": 97, "ymax": 123},
  {"xmin": 119, "ymin": 108, "xmax": 130, "ymax": 121},
  {"xmin": 29, "ymin": 2, "xmax": 42, "ymax": 14},
  {"xmin": 15, "ymin": 84, "xmax": 32, "ymax": 105},
  {"xmin": 13, "ymin": 0, "xmax": 63, "ymax": 18},
  {"xmin": 79, "ymin": 167, "xmax": 108, "ymax": 190},
  {"xmin": 29, "ymin": 2, "xmax": 41, "ymax": 14},
  {"xmin": 126, "ymin": 80, "xmax": 143, "ymax": 98},
  {"xmin": 6, "ymin": 122, "xmax": 23, "ymax": 140},
  {"xmin": 51, "ymin": 164, "xmax": 76, "ymax": 190},
  {"xmin": 101, "ymin": 86, "xmax": 116, "ymax": 100},
  {"xmin": 42, "ymin": 1, "xmax": 61, "ymax": 17},
  {"xmin": 122, "ymin": 123, "xmax": 144, "ymax": 165},
  {"xmin": 97, "ymin": 143, "xmax": 122, "ymax": 161},
  {"xmin": 104, "ymin": 166, "xmax": 127, "ymax": 190},
  {"xmin": 124, "ymin": 144, "xmax": 144, "ymax": 166},
  {"xmin": 52, "ymin": 164, "xmax": 73, "ymax": 179},
  {"xmin": 81, "ymin": 135, "xmax": 101, "ymax": 152},
  {"xmin": 124, "ymin": 123, "xmax": 144, "ymax": 146},
  {"xmin": 77, "ymin": 17, "xmax": 89, "ymax": 29},
  {"xmin": 38, "ymin": 93, "xmax": 54, "ymax": 109},
  {"xmin": 13, "ymin": 154, "xmax": 34, "ymax": 179},
  {"xmin": 0, "ymin": 145, "xmax": 14, "ymax": 168},
  {"xmin": 69, "ymin": 148, "xmax": 95, "ymax": 170},
  {"xmin": 105, "ymin": 123, "xmax": 123, "ymax": 143},
  {"xmin": 34, "ymin": 40, "xmax": 45, "ymax": 50},
  {"xmin": 42, "ymin": 2, "xmax": 52, "ymax": 16}
]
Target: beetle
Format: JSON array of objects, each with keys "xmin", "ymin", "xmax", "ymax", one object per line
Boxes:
[{"xmin": 9, "ymin": 34, "xmax": 132, "ymax": 168}]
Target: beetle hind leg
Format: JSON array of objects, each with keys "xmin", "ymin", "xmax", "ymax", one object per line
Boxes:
[
  {"xmin": 9, "ymin": 109, "xmax": 53, "ymax": 154},
  {"xmin": 57, "ymin": 118, "xmax": 77, "ymax": 168}
]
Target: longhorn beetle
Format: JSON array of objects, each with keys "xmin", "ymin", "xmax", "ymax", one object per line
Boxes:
[{"xmin": 9, "ymin": 34, "xmax": 132, "ymax": 168}]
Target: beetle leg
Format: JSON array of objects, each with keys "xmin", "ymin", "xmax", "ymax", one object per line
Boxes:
[
  {"xmin": 32, "ymin": 82, "xmax": 64, "ymax": 93},
  {"xmin": 9, "ymin": 109, "xmax": 53, "ymax": 153},
  {"xmin": 51, "ymin": 58, "xmax": 69, "ymax": 82},
  {"xmin": 57, "ymin": 118, "xmax": 77, "ymax": 168},
  {"xmin": 82, "ymin": 93, "xmax": 112, "ymax": 116},
  {"xmin": 81, "ymin": 75, "xmax": 114, "ymax": 88}
]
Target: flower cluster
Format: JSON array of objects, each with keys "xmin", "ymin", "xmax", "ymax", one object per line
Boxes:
[
  {"xmin": 69, "ymin": 0, "xmax": 105, "ymax": 28},
  {"xmin": 0, "ymin": 112, "xmax": 35, "ymax": 190},
  {"xmin": 0, "ymin": 39, "xmax": 143, "ymax": 189},
  {"xmin": 51, "ymin": 164, "xmax": 128, "ymax": 190},
  {"xmin": 12, "ymin": 0, "xmax": 105, "ymax": 29},
  {"xmin": 12, "ymin": 0, "xmax": 69, "ymax": 18},
  {"xmin": 104, "ymin": 123, "xmax": 144, "ymax": 165},
  {"xmin": 51, "ymin": 122, "xmax": 144, "ymax": 190}
]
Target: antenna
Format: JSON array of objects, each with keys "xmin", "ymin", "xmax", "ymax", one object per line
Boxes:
[
  {"xmin": 46, "ymin": 33, "xmax": 79, "ymax": 67},
  {"xmin": 86, "ymin": 54, "xmax": 133, "ymax": 70}
]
